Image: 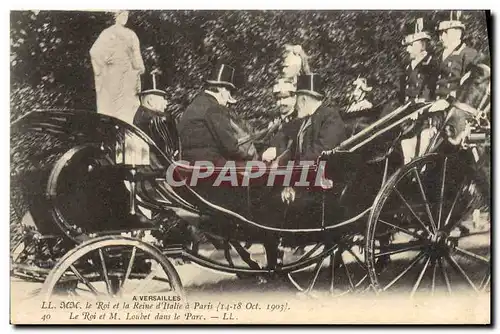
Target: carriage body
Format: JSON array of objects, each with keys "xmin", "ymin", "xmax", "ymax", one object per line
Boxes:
[
  {"xmin": 10, "ymin": 106, "xmax": 402, "ymax": 244},
  {"xmin": 10, "ymin": 97, "xmax": 490, "ymax": 298}
]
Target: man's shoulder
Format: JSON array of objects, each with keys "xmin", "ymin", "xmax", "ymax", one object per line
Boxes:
[
  {"xmin": 190, "ymin": 92, "xmax": 219, "ymax": 106},
  {"xmin": 461, "ymin": 45, "xmax": 480, "ymax": 57},
  {"xmin": 184, "ymin": 93, "xmax": 217, "ymax": 112},
  {"xmin": 316, "ymin": 104, "xmax": 343, "ymax": 119},
  {"xmin": 205, "ymin": 103, "xmax": 231, "ymax": 122}
]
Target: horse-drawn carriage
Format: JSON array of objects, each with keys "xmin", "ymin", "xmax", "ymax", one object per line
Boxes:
[{"xmin": 10, "ymin": 72, "xmax": 491, "ymax": 302}]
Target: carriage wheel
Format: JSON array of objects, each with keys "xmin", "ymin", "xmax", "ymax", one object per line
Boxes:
[
  {"xmin": 287, "ymin": 238, "xmax": 370, "ymax": 298},
  {"xmin": 41, "ymin": 235, "xmax": 185, "ymax": 301},
  {"xmin": 366, "ymin": 153, "xmax": 490, "ymax": 298}
]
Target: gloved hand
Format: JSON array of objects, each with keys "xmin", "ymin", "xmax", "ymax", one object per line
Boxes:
[
  {"xmin": 262, "ymin": 147, "xmax": 277, "ymax": 162},
  {"xmin": 281, "ymin": 187, "xmax": 296, "ymax": 204},
  {"xmin": 429, "ymin": 99, "xmax": 450, "ymax": 113}
]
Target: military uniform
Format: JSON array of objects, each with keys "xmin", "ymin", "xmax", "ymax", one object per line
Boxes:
[
  {"xmin": 393, "ymin": 17, "xmax": 438, "ymax": 163},
  {"xmin": 398, "ymin": 52, "xmax": 436, "ymax": 104},
  {"xmin": 434, "ymin": 43, "xmax": 484, "ymax": 100}
]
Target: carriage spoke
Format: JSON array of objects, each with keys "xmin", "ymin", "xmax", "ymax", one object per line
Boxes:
[
  {"xmin": 454, "ymin": 247, "xmax": 489, "ymax": 264},
  {"xmin": 438, "ymin": 257, "xmax": 452, "ymax": 295},
  {"xmin": 287, "ymin": 273, "xmax": 306, "ymax": 292},
  {"xmin": 442, "ymin": 179, "xmax": 465, "ymax": 233},
  {"xmin": 329, "ymin": 250, "xmax": 336, "ymax": 294},
  {"xmin": 69, "ymin": 264, "xmax": 99, "ymax": 296},
  {"xmin": 437, "ymin": 157, "xmax": 448, "ymax": 230},
  {"xmin": 354, "ymin": 274, "xmax": 368, "ymax": 288},
  {"xmin": 299, "ymin": 243, "xmax": 323, "ymax": 262},
  {"xmin": 394, "ymin": 188, "xmax": 432, "ymax": 235},
  {"xmin": 340, "ymin": 253, "xmax": 355, "ymax": 291},
  {"xmin": 375, "ymin": 243, "xmax": 423, "ymax": 258},
  {"xmin": 445, "ymin": 253, "xmax": 479, "ymax": 293},
  {"xmin": 383, "ymin": 251, "xmax": 425, "ymax": 291},
  {"xmin": 98, "ymin": 249, "xmax": 112, "ymax": 295},
  {"xmin": 306, "ymin": 256, "xmax": 326, "ymax": 293},
  {"xmin": 410, "ymin": 255, "xmax": 430, "ymax": 299},
  {"xmin": 412, "ymin": 168, "xmax": 437, "ymax": 233},
  {"xmin": 346, "ymin": 248, "xmax": 367, "ymax": 270},
  {"xmin": 481, "ymin": 274, "xmax": 490, "ymax": 291},
  {"xmin": 121, "ymin": 246, "xmax": 137, "ymax": 290},
  {"xmin": 431, "ymin": 259, "xmax": 437, "ymax": 296},
  {"xmin": 378, "ymin": 219, "xmax": 425, "ymax": 240}
]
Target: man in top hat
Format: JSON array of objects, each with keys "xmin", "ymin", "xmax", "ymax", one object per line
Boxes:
[
  {"xmin": 266, "ymin": 73, "xmax": 346, "ymax": 165},
  {"xmin": 133, "ymin": 69, "xmax": 179, "ymax": 158},
  {"xmin": 178, "ymin": 64, "xmax": 256, "ymax": 166}
]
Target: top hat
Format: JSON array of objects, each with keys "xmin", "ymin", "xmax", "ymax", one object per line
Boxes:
[
  {"xmin": 295, "ymin": 73, "xmax": 325, "ymax": 99},
  {"xmin": 139, "ymin": 69, "xmax": 167, "ymax": 97},
  {"xmin": 437, "ymin": 10, "xmax": 465, "ymax": 31},
  {"xmin": 402, "ymin": 17, "xmax": 432, "ymax": 46},
  {"xmin": 206, "ymin": 64, "xmax": 237, "ymax": 90}
]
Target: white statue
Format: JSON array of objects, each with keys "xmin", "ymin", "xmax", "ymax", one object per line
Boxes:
[
  {"xmin": 90, "ymin": 10, "xmax": 145, "ymax": 124},
  {"xmin": 280, "ymin": 44, "xmax": 311, "ymax": 81}
]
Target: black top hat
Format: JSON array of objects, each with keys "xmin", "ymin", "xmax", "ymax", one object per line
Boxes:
[
  {"xmin": 139, "ymin": 69, "xmax": 167, "ymax": 97},
  {"xmin": 402, "ymin": 17, "xmax": 432, "ymax": 46},
  {"xmin": 437, "ymin": 10, "xmax": 465, "ymax": 31},
  {"xmin": 206, "ymin": 64, "xmax": 237, "ymax": 90},
  {"xmin": 296, "ymin": 73, "xmax": 324, "ymax": 99}
]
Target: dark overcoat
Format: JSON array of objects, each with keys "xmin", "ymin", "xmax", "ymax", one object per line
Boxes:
[
  {"xmin": 398, "ymin": 52, "xmax": 437, "ymax": 103},
  {"xmin": 433, "ymin": 43, "xmax": 485, "ymax": 99},
  {"xmin": 274, "ymin": 104, "xmax": 347, "ymax": 164},
  {"xmin": 133, "ymin": 105, "xmax": 179, "ymax": 157},
  {"xmin": 177, "ymin": 92, "xmax": 254, "ymax": 165}
]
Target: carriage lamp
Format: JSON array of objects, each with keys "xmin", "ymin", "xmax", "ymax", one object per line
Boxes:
[
  {"xmin": 115, "ymin": 131, "xmax": 151, "ymax": 166},
  {"xmin": 114, "ymin": 128, "xmax": 151, "ymax": 215}
]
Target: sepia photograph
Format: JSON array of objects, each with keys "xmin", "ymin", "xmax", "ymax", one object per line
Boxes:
[{"xmin": 9, "ymin": 7, "xmax": 492, "ymax": 325}]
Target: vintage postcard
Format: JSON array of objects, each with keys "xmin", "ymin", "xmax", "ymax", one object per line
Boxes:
[{"xmin": 9, "ymin": 9, "xmax": 491, "ymax": 325}]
